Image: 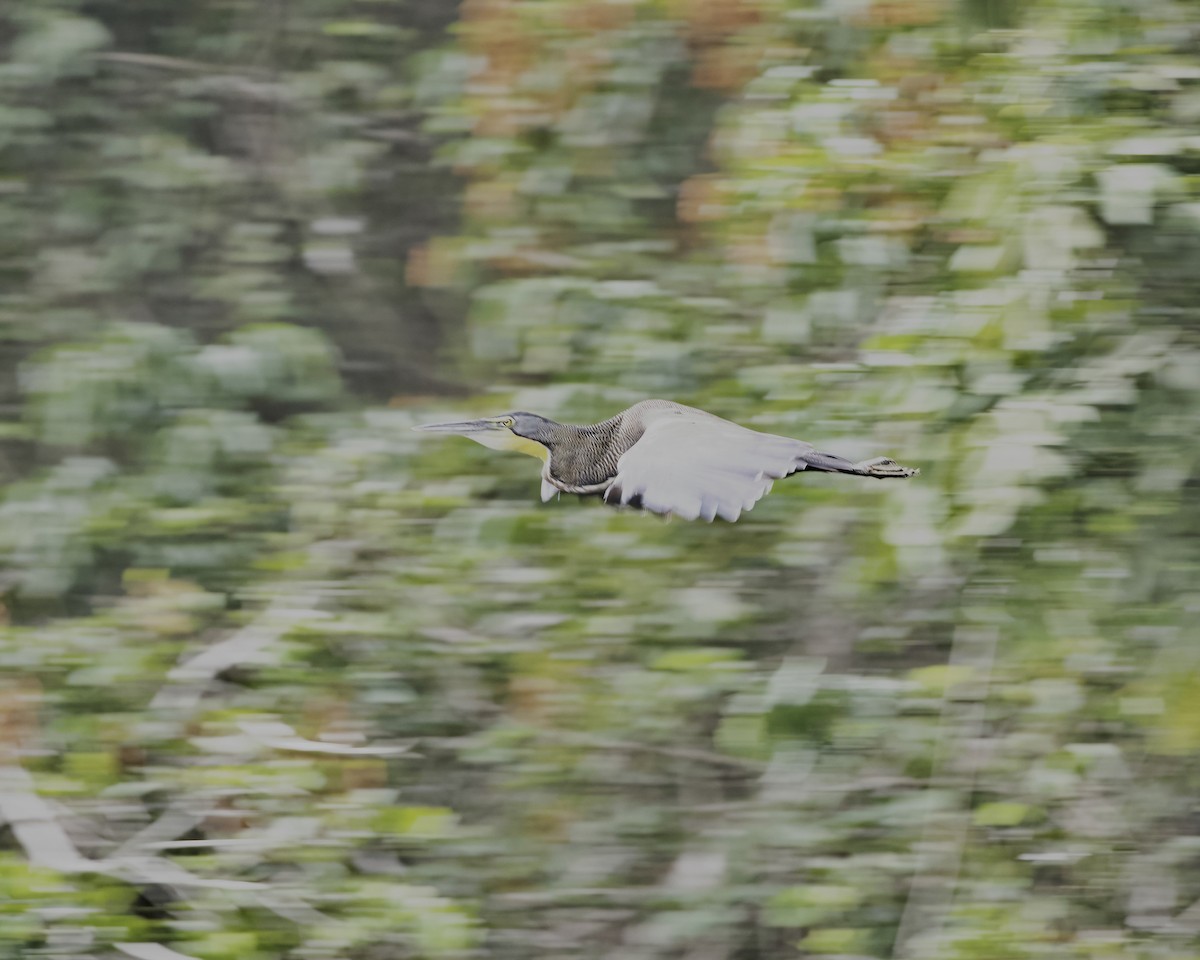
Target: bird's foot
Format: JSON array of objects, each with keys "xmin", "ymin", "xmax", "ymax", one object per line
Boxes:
[{"xmin": 854, "ymin": 457, "xmax": 920, "ymax": 479}]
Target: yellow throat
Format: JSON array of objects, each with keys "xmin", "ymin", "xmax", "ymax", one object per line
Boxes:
[{"xmin": 470, "ymin": 430, "xmax": 550, "ymax": 463}]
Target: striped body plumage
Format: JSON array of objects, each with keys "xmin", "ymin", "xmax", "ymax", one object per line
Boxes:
[{"xmin": 416, "ymin": 399, "xmax": 917, "ymax": 523}]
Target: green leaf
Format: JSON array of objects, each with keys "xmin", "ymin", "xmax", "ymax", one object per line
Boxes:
[{"xmin": 973, "ymin": 801, "xmax": 1030, "ymax": 827}]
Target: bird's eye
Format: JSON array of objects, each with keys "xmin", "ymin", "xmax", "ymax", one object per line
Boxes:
[{"xmin": 502, "ymin": 417, "xmax": 515, "ymax": 427}]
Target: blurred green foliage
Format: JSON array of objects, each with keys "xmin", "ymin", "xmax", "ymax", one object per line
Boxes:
[{"xmin": 2, "ymin": 1, "xmax": 1200, "ymax": 959}]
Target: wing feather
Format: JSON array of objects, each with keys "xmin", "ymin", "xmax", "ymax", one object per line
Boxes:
[{"xmin": 604, "ymin": 414, "xmax": 812, "ymax": 522}]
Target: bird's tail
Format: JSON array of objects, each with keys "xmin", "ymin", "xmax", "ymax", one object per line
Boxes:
[{"xmin": 801, "ymin": 452, "xmax": 919, "ymax": 479}]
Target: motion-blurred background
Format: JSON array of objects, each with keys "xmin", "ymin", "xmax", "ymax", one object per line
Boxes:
[{"xmin": 1, "ymin": 1, "xmax": 1199, "ymax": 958}]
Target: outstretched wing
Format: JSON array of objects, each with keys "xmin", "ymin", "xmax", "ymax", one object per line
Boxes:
[{"xmin": 604, "ymin": 414, "xmax": 813, "ymax": 522}]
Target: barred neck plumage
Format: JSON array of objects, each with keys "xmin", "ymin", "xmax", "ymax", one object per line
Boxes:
[{"xmin": 544, "ymin": 414, "xmax": 628, "ymax": 488}]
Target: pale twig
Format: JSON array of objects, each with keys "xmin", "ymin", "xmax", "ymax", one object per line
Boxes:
[
  {"xmin": 95, "ymin": 51, "xmax": 269, "ymax": 76},
  {"xmin": 166, "ymin": 601, "xmax": 324, "ymax": 680},
  {"xmin": 237, "ymin": 719, "xmax": 414, "ymax": 758},
  {"xmin": 0, "ymin": 764, "xmax": 93, "ymax": 872},
  {"xmin": 1171, "ymin": 897, "xmax": 1200, "ymax": 935},
  {"xmin": 109, "ymin": 802, "xmax": 206, "ymax": 861},
  {"xmin": 151, "ymin": 597, "xmax": 327, "ymax": 712},
  {"xmin": 103, "ymin": 855, "xmax": 264, "ymax": 892},
  {"xmin": 2, "ymin": 600, "xmax": 343, "ymax": 929},
  {"xmin": 0, "ymin": 765, "xmax": 261, "ymax": 890}
]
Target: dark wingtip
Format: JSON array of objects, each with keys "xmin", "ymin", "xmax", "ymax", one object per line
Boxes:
[{"xmin": 603, "ymin": 482, "xmax": 644, "ymax": 511}]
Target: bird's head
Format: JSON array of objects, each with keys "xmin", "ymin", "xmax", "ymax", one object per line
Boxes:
[{"xmin": 414, "ymin": 411, "xmax": 557, "ymax": 462}]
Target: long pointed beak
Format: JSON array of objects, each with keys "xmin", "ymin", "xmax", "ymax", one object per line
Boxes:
[{"xmin": 412, "ymin": 418, "xmax": 499, "ymax": 436}]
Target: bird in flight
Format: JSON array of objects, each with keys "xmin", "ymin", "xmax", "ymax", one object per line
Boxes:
[{"xmin": 415, "ymin": 399, "xmax": 917, "ymax": 522}]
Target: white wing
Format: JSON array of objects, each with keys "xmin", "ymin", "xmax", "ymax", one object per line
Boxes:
[{"xmin": 604, "ymin": 414, "xmax": 813, "ymax": 522}]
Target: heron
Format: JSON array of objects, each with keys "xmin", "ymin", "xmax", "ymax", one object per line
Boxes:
[{"xmin": 415, "ymin": 399, "xmax": 918, "ymax": 523}]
